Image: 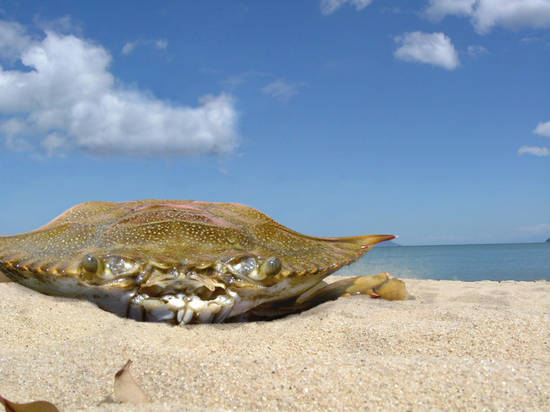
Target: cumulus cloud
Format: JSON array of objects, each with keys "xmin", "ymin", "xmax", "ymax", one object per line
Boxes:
[
  {"xmin": 122, "ymin": 38, "xmax": 168, "ymax": 55},
  {"xmin": 518, "ymin": 146, "xmax": 550, "ymax": 157},
  {"xmin": 0, "ymin": 22, "xmax": 238, "ymax": 157},
  {"xmin": 0, "ymin": 20, "xmax": 32, "ymax": 61},
  {"xmin": 425, "ymin": 0, "xmax": 476, "ymax": 21},
  {"xmin": 261, "ymin": 79, "xmax": 303, "ymax": 102},
  {"xmin": 474, "ymin": 0, "xmax": 550, "ymax": 33},
  {"xmin": 533, "ymin": 121, "xmax": 550, "ymax": 137},
  {"xmin": 320, "ymin": 0, "xmax": 373, "ymax": 15},
  {"xmin": 425, "ymin": 0, "xmax": 550, "ymax": 34},
  {"xmin": 394, "ymin": 32, "xmax": 460, "ymax": 70}
]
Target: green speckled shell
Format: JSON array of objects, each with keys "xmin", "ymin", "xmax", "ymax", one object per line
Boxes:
[{"xmin": 0, "ymin": 200, "xmax": 394, "ymax": 279}]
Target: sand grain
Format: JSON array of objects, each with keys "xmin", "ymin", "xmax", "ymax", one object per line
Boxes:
[{"xmin": 0, "ymin": 278, "xmax": 549, "ymax": 411}]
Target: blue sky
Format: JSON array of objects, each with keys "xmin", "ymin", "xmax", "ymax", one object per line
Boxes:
[{"xmin": 0, "ymin": 0, "xmax": 549, "ymax": 245}]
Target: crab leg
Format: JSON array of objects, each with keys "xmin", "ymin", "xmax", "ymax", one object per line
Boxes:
[{"xmin": 230, "ymin": 273, "xmax": 408, "ymax": 321}]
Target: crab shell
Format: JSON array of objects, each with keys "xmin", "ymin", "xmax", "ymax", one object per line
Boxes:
[{"xmin": 0, "ymin": 200, "xmax": 402, "ymax": 324}]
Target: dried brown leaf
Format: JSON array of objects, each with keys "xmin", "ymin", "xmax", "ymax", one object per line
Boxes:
[
  {"xmin": 113, "ymin": 359, "xmax": 149, "ymax": 404},
  {"xmin": 0, "ymin": 394, "xmax": 59, "ymax": 412}
]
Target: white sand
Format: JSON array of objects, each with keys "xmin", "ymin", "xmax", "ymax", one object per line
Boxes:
[{"xmin": 0, "ymin": 277, "xmax": 549, "ymax": 411}]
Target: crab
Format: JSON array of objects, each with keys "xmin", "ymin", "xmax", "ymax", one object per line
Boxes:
[{"xmin": 0, "ymin": 200, "xmax": 407, "ymax": 324}]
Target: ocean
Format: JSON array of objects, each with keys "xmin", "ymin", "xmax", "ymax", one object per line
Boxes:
[{"xmin": 338, "ymin": 242, "xmax": 550, "ymax": 281}]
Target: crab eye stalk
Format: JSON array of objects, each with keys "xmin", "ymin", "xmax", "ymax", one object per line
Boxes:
[
  {"xmin": 82, "ymin": 254, "xmax": 99, "ymax": 273},
  {"xmin": 258, "ymin": 257, "xmax": 282, "ymax": 278}
]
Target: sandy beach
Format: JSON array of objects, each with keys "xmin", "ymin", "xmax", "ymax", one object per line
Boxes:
[{"xmin": 0, "ymin": 277, "xmax": 549, "ymax": 411}]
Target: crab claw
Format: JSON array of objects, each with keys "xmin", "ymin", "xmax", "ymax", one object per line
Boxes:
[
  {"xmin": 336, "ymin": 272, "xmax": 408, "ymax": 300},
  {"xmin": 373, "ymin": 277, "xmax": 408, "ymax": 301}
]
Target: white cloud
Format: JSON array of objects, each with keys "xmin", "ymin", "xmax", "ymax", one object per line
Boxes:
[
  {"xmin": 223, "ymin": 73, "xmax": 249, "ymax": 89},
  {"xmin": 520, "ymin": 223, "xmax": 550, "ymax": 233},
  {"xmin": 121, "ymin": 41, "xmax": 137, "ymax": 55},
  {"xmin": 521, "ymin": 36, "xmax": 550, "ymax": 45},
  {"xmin": 381, "ymin": 6, "xmax": 403, "ymax": 14},
  {"xmin": 155, "ymin": 39, "xmax": 168, "ymax": 50},
  {"xmin": 0, "ymin": 20, "xmax": 33, "ymax": 61},
  {"xmin": 321, "ymin": 0, "xmax": 373, "ymax": 15},
  {"xmin": 425, "ymin": 0, "xmax": 550, "ymax": 34},
  {"xmin": 518, "ymin": 145, "xmax": 550, "ymax": 156},
  {"xmin": 474, "ymin": 0, "xmax": 550, "ymax": 33},
  {"xmin": 534, "ymin": 121, "xmax": 550, "ymax": 137},
  {"xmin": 425, "ymin": 0, "xmax": 476, "ymax": 21},
  {"xmin": 261, "ymin": 79, "xmax": 302, "ymax": 102},
  {"xmin": 0, "ymin": 22, "xmax": 238, "ymax": 157},
  {"xmin": 41, "ymin": 132, "xmax": 67, "ymax": 156},
  {"xmin": 221, "ymin": 71, "xmax": 269, "ymax": 90},
  {"xmin": 467, "ymin": 44, "xmax": 488, "ymax": 56},
  {"xmin": 34, "ymin": 15, "xmax": 82, "ymax": 36},
  {"xmin": 1, "ymin": 118, "xmax": 33, "ymax": 151},
  {"xmin": 122, "ymin": 38, "xmax": 168, "ymax": 55},
  {"xmin": 394, "ymin": 32, "xmax": 460, "ymax": 70}
]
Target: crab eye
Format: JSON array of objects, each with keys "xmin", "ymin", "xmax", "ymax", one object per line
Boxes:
[
  {"xmin": 259, "ymin": 257, "xmax": 282, "ymax": 278},
  {"xmin": 82, "ymin": 254, "xmax": 99, "ymax": 273}
]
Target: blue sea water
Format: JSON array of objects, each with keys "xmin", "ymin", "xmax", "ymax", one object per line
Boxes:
[{"xmin": 338, "ymin": 243, "xmax": 550, "ymax": 281}]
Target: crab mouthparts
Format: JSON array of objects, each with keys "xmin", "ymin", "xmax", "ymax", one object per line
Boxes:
[
  {"xmin": 85, "ymin": 253, "xmax": 289, "ymax": 324},
  {"xmin": 125, "ymin": 290, "xmax": 239, "ymax": 324}
]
